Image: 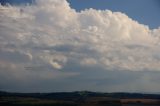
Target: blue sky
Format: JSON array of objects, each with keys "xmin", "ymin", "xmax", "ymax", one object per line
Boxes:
[
  {"xmin": 68, "ymin": 0, "xmax": 160, "ymax": 29},
  {"xmin": 0, "ymin": 0, "xmax": 34, "ymax": 5}
]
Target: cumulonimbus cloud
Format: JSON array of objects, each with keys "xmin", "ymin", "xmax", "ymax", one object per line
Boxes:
[{"xmin": 1, "ymin": 0, "xmax": 160, "ymax": 92}]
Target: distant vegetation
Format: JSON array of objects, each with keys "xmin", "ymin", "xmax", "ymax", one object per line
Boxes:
[{"xmin": 0, "ymin": 91, "xmax": 160, "ymax": 106}]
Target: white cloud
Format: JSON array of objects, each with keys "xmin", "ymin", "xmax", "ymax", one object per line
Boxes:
[
  {"xmin": 1, "ymin": 0, "xmax": 160, "ymax": 92},
  {"xmin": 1, "ymin": 0, "xmax": 160, "ymax": 71}
]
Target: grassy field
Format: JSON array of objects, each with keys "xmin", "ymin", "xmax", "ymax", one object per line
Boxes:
[
  {"xmin": 1, "ymin": 91, "xmax": 160, "ymax": 106},
  {"xmin": 1, "ymin": 97, "xmax": 160, "ymax": 106},
  {"xmin": 0, "ymin": 97, "xmax": 77, "ymax": 106}
]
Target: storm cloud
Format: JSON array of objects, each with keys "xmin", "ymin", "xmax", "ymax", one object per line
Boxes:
[{"xmin": 0, "ymin": 0, "xmax": 160, "ymax": 92}]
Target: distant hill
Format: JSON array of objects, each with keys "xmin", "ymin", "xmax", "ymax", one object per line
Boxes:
[{"xmin": 1, "ymin": 91, "xmax": 160, "ymax": 100}]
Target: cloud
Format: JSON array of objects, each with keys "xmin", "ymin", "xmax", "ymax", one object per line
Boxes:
[
  {"xmin": 0, "ymin": 0, "xmax": 160, "ymax": 92},
  {"xmin": 80, "ymin": 58, "xmax": 97, "ymax": 66}
]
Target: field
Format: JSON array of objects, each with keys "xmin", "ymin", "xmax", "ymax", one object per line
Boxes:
[{"xmin": 0, "ymin": 91, "xmax": 160, "ymax": 106}]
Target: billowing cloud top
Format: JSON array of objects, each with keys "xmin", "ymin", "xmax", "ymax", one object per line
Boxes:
[{"xmin": 1, "ymin": 0, "xmax": 160, "ymax": 92}]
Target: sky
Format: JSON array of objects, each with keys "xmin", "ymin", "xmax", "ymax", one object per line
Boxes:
[
  {"xmin": 68, "ymin": 0, "xmax": 160, "ymax": 29},
  {"xmin": 0, "ymin": 0, "xmax": 160, "ymax": 93}
]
